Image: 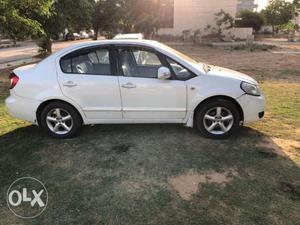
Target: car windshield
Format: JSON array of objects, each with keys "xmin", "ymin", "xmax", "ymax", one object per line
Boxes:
[{"xmin": 156, "ymin": 43, "xmax": 198, "ymax": 64}]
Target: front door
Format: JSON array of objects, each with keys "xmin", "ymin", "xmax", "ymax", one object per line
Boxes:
[
  {"xmin": 117, "ymin": 47, "xmax": 187, "ymax": 120},
  {"xmin": 57, "ymin": 46, "xmax": 122, "ymax": 120}
]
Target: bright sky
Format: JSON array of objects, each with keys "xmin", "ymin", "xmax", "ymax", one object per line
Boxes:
[
  {"xmin": 256, "ymin": 0, "xmax": 294, "ymax": 11},
  {"xmin": 256, "ymin": 0, "xmax": 269, "ymax": 11}
]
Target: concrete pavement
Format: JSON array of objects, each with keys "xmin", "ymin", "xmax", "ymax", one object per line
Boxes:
[
  {"xmin": 0, "ymin": 39, "xmax": 93, "ymax": 70},
  {"xmin": 0, "ymin": 41, "xmax": 38, "ymax": 64}
]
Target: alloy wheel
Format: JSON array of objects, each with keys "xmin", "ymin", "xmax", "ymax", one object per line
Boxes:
[
  {"xmin": 203, "ymin": 107, "xmax": 234, "ymax": 135},
  {"xmin": 46, "ymin": 108, "xmax": 73, "ymax": 135}
]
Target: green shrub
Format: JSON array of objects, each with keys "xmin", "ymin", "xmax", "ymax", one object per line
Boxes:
[
  {"xmin": 37, "ymin": 36, "xmax": 52, "ymax": 55},
  {"xmin": 230, "ymin": 43, "xmax": 274, "ymax": 52},
  {"xmin": 236, "ymin": 10, "xmax": 265, "ymax": 32}
]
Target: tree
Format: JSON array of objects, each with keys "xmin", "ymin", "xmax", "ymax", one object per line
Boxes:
[
  {"xmin": 293, "ymin": 0, "xmax": 300, "ymax": 8},
  {"xmin": 0, "ymin": 0, "xmax": 51, "ymax": 44},
  {"xmin": 37, "ymin": 0, "xmax": 95, "ymax": 54},
  {"xmin": 129, "ymin": 0, "xmax": 160, "ymax": 37},
  {"xmin": 0, "ymin": 0, "xmax": 94, "ymax": 53},
  {"xmin": 92, "ymin": 0, "xmax": 123, "ymax": 40},
  {"xmin": 213, "ymin": 10, "xmax": 235, "ymax": 40},
  {"xmin": 49, "ymin": 0, "xmax": 94, "ymax": 38},
  {"xmin": 261, "ymin": 0, "xmax": 296, "ymax": 32},
  {"xmin": 119, "ymin": 0, "xmax": 161, "ymax": 38},
  {"xmin": 236, "ymin": 10, "xmax": 265, "ymax": 31},
  {"xmin": 92, "ymin": 0, "xmax": 161, "ymax": 39}
]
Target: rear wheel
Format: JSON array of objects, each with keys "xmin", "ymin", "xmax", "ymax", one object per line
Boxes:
[
  {"xmin": 40, "ymin": 102, "xmax": 82, "ymax": 138},
  {"xmin": 195, "ymin": 99, "xmax": 240, "ymax": 139}
]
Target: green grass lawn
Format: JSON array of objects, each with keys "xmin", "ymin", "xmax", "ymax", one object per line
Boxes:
[{"xmin": 0, "ymin": 66, "xmax": 299, "ymax": 224}]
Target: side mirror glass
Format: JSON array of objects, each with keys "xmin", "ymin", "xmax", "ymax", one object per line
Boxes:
[{"xmin": 158, "ymin": 67, "xmax": 171, "ymax": 80}]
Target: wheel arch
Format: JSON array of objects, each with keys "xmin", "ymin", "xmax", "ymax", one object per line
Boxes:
[
  {"xmin": 193, "ymin": 95, "xmax": 244, "ymax": 123},
  {"xmin": 36, "ymin": 99, "xmax": 84, "ymax": 126}
]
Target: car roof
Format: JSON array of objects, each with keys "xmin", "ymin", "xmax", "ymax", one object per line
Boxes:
[
  {"xmin": 38, "ymin": 40, "xmax": 165, "ymax": 65},
  {"xmin": 53, "ymin": 39, "xmax": 164, "ymax": 56},
  {"xmin": 74, "ymin": 39, "xmax": 156, "ymax": 46}
]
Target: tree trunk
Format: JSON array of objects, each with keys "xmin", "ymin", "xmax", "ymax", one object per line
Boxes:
[
  {"xmin": 93, "ymin": 25, "xmax": 98, "ymax": 40},
  {"xmin": 46, "ymin": 38, "xmax": 52, "ymax": 53}
]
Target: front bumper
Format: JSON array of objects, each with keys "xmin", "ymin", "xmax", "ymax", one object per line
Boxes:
[
  {"xmin": 5, "ymin": 95, "xmax": 40, "ymax": 123},
  {"xmin": 236, "ymin": 94, "xmax": 265, "ymax": 124}
]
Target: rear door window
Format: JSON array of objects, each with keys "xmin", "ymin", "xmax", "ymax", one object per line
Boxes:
[{"xmin": 60, "ymin": 47, "xmax": 111, "ymax": 75}]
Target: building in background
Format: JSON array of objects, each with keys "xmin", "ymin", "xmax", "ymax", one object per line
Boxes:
[
  {"xmin": 158, "ymin": 0, "xmax": 238, "ymax": 35},
  {"xmin": 157, "ymin": 0, "xmax": 299, "ymax": 36},
  {"xmin": 237, "ymin": 0, "xmax": 258, "ymax": 14},
  {"xmin": 158, "ymin": 0, "xmax": 175, "ymax": 29}
]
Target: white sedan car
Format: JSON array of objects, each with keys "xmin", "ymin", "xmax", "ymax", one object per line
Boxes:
[{"xmin": 6, "ymin": 40, "xmax": 265, "ymax": 139}]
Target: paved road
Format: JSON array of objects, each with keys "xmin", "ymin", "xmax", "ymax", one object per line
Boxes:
[{"xmin": 0, "ymin": 39, "xmax": 93, "ymax": 64}]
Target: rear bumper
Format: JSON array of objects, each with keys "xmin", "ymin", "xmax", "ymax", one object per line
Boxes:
[
  {"xmin": 236, "ymin": 94, "xmax": 265, "ymax": 124},
  {"xmin": 5, "ymin": 95, "xmax": 40, "ymax": 123}
]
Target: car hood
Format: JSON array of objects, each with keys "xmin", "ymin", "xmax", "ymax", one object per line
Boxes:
[{"xmin": 195, "ymin": 63, "xmax": 258, "ymax": 85}]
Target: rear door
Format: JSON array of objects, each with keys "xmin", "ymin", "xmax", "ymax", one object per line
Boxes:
[
  {"xmin": 57, "ymin": 46, "xmax": 122, "ymax": 120},
  {"xmin": 116, "ymin": 46, "xmax": 187, "ymax": 120}
]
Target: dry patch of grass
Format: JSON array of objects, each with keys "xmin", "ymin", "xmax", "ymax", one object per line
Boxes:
[
  {"xmin": 273, "ymin": 138, "xmax": 300, "ymax": 158},
  {"xmin": 174, "ymin": 45, "xmax": 300, "ymax": 82},
  {"xmin": 169, "ymin": 169, "xmax": 238, "ymax": 200},
  {"xmin": 255, "ymin": 137, "xmax": 300, "ymax": 158}
]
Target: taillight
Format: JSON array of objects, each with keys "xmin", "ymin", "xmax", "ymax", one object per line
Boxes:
[{"xmin": 9, "ymin": 72, "xmax": 19, "ymax": 89}]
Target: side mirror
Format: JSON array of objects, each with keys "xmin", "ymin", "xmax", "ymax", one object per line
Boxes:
[{"xmin": 158, "ymin": 67, "xmax": 171, "ymax": 80}]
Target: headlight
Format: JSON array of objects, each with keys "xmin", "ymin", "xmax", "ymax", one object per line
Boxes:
[{"xmin": 241, "ymin": 82, "xmax": 261, "ymax": 96}]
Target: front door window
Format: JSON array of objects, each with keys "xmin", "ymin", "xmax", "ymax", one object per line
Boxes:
[{"xmin": 119, "ymin": 48, "xmax": 163, "ymax": 78}]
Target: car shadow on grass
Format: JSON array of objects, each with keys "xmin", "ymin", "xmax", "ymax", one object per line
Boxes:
[{"xmin": 0, "ymin": 124, "xmax": 299, "ymax": 225}]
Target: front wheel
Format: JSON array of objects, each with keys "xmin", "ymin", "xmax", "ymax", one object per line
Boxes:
[
  {"xmin": 195, "ymin": 99, "xmax": 240, "ymax": 139},
  {"xmin": 40, "ymin": 102, "xmax": 82, "ymax": 138}
]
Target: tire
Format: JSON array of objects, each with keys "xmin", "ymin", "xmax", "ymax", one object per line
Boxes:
[
  {"xmin": 40, "ymin": 101, "xmax": 82, "ymax": 138},
  {"xmin": 195, "ymin": 99, "xmax": 240, "ymax": 139}
]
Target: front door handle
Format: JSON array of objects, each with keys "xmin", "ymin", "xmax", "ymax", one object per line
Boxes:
[
  {"xmin": 63, "ymin": 81, "xmax": 77, "ymax": 87},
  {"xmin": 121, "ymin": 83, "xmax": 136, "ymax": 89}
]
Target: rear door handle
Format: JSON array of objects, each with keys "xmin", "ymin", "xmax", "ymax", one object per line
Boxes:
[
  {"xmin": 121, "ymin": 83, "xmax": 136, "ymax": 89},
  {"xmin": 63, "ymin": 81, "xmax": 77, "ymax": 87}
]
